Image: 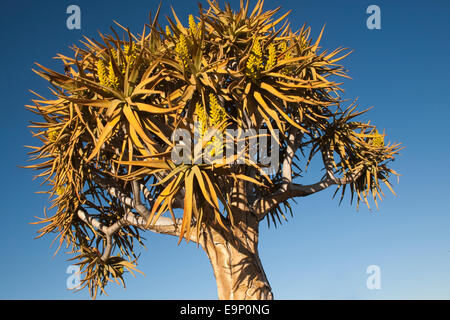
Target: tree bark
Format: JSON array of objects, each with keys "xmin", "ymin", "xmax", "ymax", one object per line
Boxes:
[{"xmin": 200, "ymin": 208, "xmax": 273, "ymax": 300}]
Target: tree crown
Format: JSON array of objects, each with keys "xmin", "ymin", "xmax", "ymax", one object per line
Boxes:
[{"xmin": 26, "ymin": 0, "xmax": 402, "ymax": 298}]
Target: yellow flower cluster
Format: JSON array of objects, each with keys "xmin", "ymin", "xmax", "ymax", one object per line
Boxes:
[
  {"xmin": 188, "ymin": 15, "xmax": 202, "ymax": 38},
  {"xmin": 278, "ymin": 41, "xmax": 291, "ymax": 74},
  {"xmin": 209, "ymin": 94, "xmax": 227, "ymax": 157},
  {"xmin": 266, "ymin": 43, "xmax": 277, "ymax": 71},
  {"xmin": 246, "ymin": 39, "xmax": 263, "ymax": 79},
  {"xmin": 176, "ymin": 34, "xmax": 190, "ymax": 68},
  {"xmin": 278, "ymin": 41, "xmax": 291, "ymax": 60},
  {"xmin": 246, "ymin": 40, "xmax": 283, "ymax": 77},
  {"xmin": 195, "ymin": 94, "xmax": 228, "ymax": 157},
  {"xmin": 195, "ymin": 101, "xmax": 208, "ymax": 139},
  {"xmin": 123, "ymin": 42, "xmax": 138, "ymax": 67},
  {"xmin": 117, "ymin": 266, "xmax": 124, "ymax": 275},
  {"xmin": 111, "ymin": 47, "xmax": 118, "ymax": 61},
  {"xmin": 97, "ymin": 43, "xmax": 139, "ymax": 89},
  {"xmin": 47, "ymin": 128, "xmax": 59, "ymax": 142},
  {"xmin": 97, "ymin": 60, "xmax": 109, "ymax": 86},
  {"xmin": 97, "ymin": 55, "xmax": 119, "ymax": 89},
  {"xmin": 56, "ymin": 185, "xmax": 66, "ymax": 196},
  {"xmin": 166, "ymin": 25, "xmax": 172, "ymax": 36},
  {"xmin": 209, "ymin": 94, "xmax": 226, "ymax": 129},
  {"xmin": 371, "ymin": 130, "xmax": 384, "ymax": 147},
  {"xmin": 189, "ymin": 15, "xmax": 197, "ymax": 35},
  {"xmin": 108, "ymin": 60, "xmax": 119, "ymax": 88}
]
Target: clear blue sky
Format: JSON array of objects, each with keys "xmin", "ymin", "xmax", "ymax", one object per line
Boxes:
[{"xmin": 1, "ymin": 0, "xmax": 449, "ymax": 299}]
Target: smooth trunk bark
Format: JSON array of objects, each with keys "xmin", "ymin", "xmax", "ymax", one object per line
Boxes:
[{"xmin": 200, "ymin": 211, "xmax": 273, "ymax": 300}]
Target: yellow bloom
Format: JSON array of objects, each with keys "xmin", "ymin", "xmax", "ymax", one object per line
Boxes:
[
  {"xmin": 246, "ymin": 54, "xmax": 256, "ymax": 77},
  {"xmin": 266, "ymin": 43, "xmax": 277, "ymax": 70},
  {"xmin": 123, "ymin": 42, "xmax": 137, "ymax": 64},
  {"xmin": 278, "ymin": 41, "xmax": 291, "ymax": 59},
  {"xmin": 210, "ymin": 135, "xmax": 223, "ymax": 157},
  {"xmin": 165, "ymin": 25, "xmax": 172, "ymax": 36},
  {"xmin": 56, "ymin": 185, "xmax": 66, "ymax": 196},
  {"xmin": 209, "ymin": 94, "xmax": 227, "ymax": 157},
  {"xmin": 195, "ymin": 101, "xmax": 208, "ymax": 138},
  {"xmin": 371, "ymin": 129, "xmax": 384, "ymax": 147},
  {"xmin": 110, "ymin": 47, "xmax": 118, "ymax": 62},
  {"xmin": 278, "ymin": 41, "xmax": 291, "ymax": 74},
  {"xmin": 121, "ymin": 42, "xmax": 138, "ymax": 74},
  {"xmin": 246, "ymin": 39, "xmax": 263, "ymax": 79},
  {"xmin": 47, "ymin": 128, "xmax": 59, "ymax": 142},
  {"xmin": 97, "ymin": 60, "xmax": 109, "ymax": 87},
  {"xmin": 189, "ymin": 15, "xmax": 197, "ymax": 35},
  {"xmin": 108, "ymin": 60, "xmax": 119, "ymax": 89},
  {"xmin": 197, "ymin": 22, "xmax": 202, "ymax": 38},
  {"xmin": 176, "ymin": 34, "xmax": 190, "ymax": 68},
  {"xmin": 117, "ymin": 266, "xmax": 124, "ymax": 275},
  {"xmin": 252, "ymin": 40, "xmax": 263, "ymax": 69},
  {"xmin": 195, "ymin": 95, "xmax": 228, "ymax": 157},
  {"xmin": 209, "ymin": 93, "xmax": 226, "ymax": 129}
]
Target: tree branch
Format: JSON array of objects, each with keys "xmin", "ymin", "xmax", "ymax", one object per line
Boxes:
[
  {"xmin": 79, "ymin": 173, "xmax": 191, "ymax": 262},
  {"xmin": 76, "ymin": 207, "xmax": 186, "ymax": 262},
  {"xmin": 131, "ymin": 180, "xmax": 151, "ymax": 219},
  {"xmin": 254, "ymin": 165, "xmax": 362, "ymax": 220},
  {"xmin": 253, "ymin": 179, "xmax": 333, "ymax": 219},
  {"xmin": 280, "ymin": 127, "xmax": 299, "ymax": 192}
]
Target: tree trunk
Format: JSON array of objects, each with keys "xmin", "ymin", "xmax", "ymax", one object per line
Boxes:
[{"xmin": 200, "ymin": 210, "xmax": 273, "ymax": 300}]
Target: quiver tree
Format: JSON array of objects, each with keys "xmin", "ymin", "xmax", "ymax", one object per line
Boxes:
[{"xmin": 26, "ymin": 0, "xmax": 402, "ymax": 299}]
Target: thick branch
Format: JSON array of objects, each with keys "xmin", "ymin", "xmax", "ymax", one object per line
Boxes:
[
  {"xmin": 254, "ymin": 172, "xmax": 362, "ymax": 219},
  {"xmin": 76, "ymin": 208, "xmax": 186, "ymax": 262},
  {"xmin": 254, "ymin": 140, "xmax": 365, "ymax": 219},
  {"xmin": 280, "ymin": 127, "xmax": 299, "ymax": 192},
  {"xmin": 81, "ymin": 174, "xmax": 190, "ymax": 262},
  {"xmin": 131, "ymin": 180, "xmax": 151, "ymax": 219}
]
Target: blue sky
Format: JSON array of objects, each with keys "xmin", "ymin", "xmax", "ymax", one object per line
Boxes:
[{"xmin": 1, "ymin": 0, "xmax": 449, "ymax": 299}]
